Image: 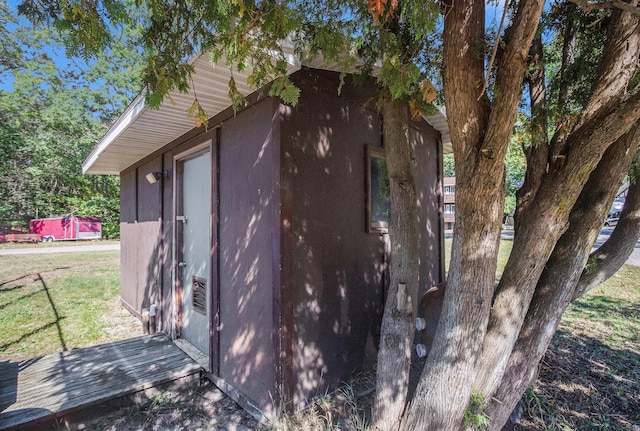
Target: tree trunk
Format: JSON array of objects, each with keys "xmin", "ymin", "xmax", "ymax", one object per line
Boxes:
[
  {"xmin": 372, "ymin": 95, "xmax": 420, "ymax": 431},
  {"xmin": 482, "ymin": 124, "xmax": 640, "ymax": 430},
  {"xmin": 375, "ymin": 1, "xmax": 640, "ymax": 430},
  {"xmin": 574, "ymin": 173, "xmax": 640, "ymax": 299},
  {"xmin": 515, "ymin": 32, "xmax": 548, "ymax": 231},
  {"xmin": 472, "ymin": 4, "xmax": 640, "ymax": 402},
  {"xmin": 400, "ymin": 1, "xmax": 544, "ymax": 429}
]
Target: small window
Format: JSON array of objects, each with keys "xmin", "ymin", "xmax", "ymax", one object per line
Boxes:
[{"xmin": 367, "ymin": 146, "xmax": 390, "ymax": 233}]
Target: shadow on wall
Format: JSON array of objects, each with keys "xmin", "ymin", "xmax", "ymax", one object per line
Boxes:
[
  {"xmin": 281, "ymin": 73, "xmax": 388, "ymax": 406},
  {"xmin": 142, "ymin": 231, "xmax": 164, "ymax": 333},
  {"xmin": 217, "ymin": 98, "xmax": 280, "ymax": 414},
  {"xmin": 282, "ymin": 71, "xmax": 444, "ymax": 412},
  {"xmin": 119, "ymin": 157, "xmax": 166, "ymax": 334}
]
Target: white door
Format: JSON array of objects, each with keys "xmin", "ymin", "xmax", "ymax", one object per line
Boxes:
[{"xmin": 176, "ymin": 149, "xmax": 211, "ymax": 356}]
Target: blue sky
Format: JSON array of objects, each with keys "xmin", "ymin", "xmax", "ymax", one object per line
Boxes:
[{"xmin": 1, "ymin": 0, "xmax": 86, "ymax": 92}]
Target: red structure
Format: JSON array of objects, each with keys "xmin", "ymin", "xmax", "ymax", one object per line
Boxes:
[
  {"xmin": 0, "ymin": 228, "xmax": 41, "ymax": 243},
  {"xmin": 30, "ymin": 216, "xmax": 102, "ymax": 242}
]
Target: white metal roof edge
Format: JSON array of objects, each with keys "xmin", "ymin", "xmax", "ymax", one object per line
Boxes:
[
  {"xmin": 82, "ymin": 48, "xmax": 451, "ymax": 174},
  {"xmin": 423, "ymin": 106, "xmax": 452, "ymax": 154},
  {"xmin": 82, "ymin": 93, "xmax": 147, "ymax": 174}
]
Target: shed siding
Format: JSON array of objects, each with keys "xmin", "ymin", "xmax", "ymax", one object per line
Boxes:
[
  {"xmin": 136, "ymin": 158, "xmax": 163, "ymax": 315},
  {"xmin": 411, "ymin": 122, "xmax": 444, "ymax": 296},
  {"xmin": 218, "ymin": 98, "xmax": 278, "ymax": 414},
  {"xmin": 283, "ymin": 70, "xmax": 386, "ymax": 406},
  {"xmin": 118, "ymin": 158, "xmax": 163, "ymax": 319},
  {"xmin": 119, "ymin": 169, "xmax": 138, "ymax": 316},
  {"xmin": 283, "ymin": 69, "xmax": 444, "ymax": 406}
]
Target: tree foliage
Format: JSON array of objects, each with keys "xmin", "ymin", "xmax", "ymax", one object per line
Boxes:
[{"xmin": 0, "ymin": 1, "xmax": 142, "ymax": 236}]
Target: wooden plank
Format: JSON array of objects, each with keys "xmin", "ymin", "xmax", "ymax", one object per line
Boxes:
[
  {"xmin": 5, "ymin": 344, "xmax": 197, "ymax": 403},
  {"xmin": 14, "ymin": 338, "xmax": 180, "ymax": 380},
  {"xmin": 0, "ymin": 352, "xmax": 199, "ymax": 428},
  {"xmin": 6, "ymin": 349, "xmax": 196, "ymax": 405},
  {"xmin": 0, "ymin": 334, "xmax": 201, "ymax": 430},
  {"xmin": 16, "ymin": 354, "xmax": 196, "ymax": 404},
  {"xmin": 8, "ymin": 334, "xmax": 169, "ymax": 375},
  {"xmin": 0, "ymin": 363, "xmax": 199, "ymax": 428},
  {"xmin": 4, "ymin": 352, "xmax": 184, "ymax": 401}
]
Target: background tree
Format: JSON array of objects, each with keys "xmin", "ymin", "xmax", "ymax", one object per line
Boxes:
[
  {"xmin": 0, "ymin": 0, "xmax": 142, "ymax": 236},
  {"xmin": 19, "ymin": 0, "xmax": 640, "ymax": 430},
  {"xmin": 442, "ymin": 153, "xmax": 455, "ymax": 177}
]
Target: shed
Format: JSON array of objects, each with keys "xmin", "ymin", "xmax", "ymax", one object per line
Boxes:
[{"xmin": 83, "ymin": 53, "xmax": 450, "ymax": 420}]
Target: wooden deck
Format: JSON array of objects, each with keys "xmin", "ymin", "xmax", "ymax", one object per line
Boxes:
[{"xmin": 0, "ymin": 333, "xmax": 202, "ymax": 430}]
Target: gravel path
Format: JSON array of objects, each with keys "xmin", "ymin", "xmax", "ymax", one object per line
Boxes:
[{"xmin": 0, "ymin": 243, "xmax": 120, "ymax": 255}]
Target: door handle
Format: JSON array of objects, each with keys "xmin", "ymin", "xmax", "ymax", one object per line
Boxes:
[{"xmin": 178, "ymin": 261, "xmax": 187, "ymax": 268}]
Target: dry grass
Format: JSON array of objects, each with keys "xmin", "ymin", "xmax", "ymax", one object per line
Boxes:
[
  {"xmin": 272, "ymin": 374, "xmax": 374, "ymax": 430},
  {"xmin": 515, "ymin": 265, "xmax": 640, "ymax": 431}
]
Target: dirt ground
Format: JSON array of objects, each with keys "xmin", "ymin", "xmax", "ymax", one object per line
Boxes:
[
  {"xmin": 75, "ymin": 380, "xmax": 261, "ymax": 431},
  {"xmin": 74, "ymin": 329, "xmax": 639, "ymax": 431}
]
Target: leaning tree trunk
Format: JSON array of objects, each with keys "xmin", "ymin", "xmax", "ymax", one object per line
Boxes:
[
  {"xmin": 400, "ymin": 0, "xmax": 539, "ymax": 427},
  {"xmin": 482, "ymin": 123, "xmax": 640, "ymax": 430},
  {"xmin": 472, "ymin": 5, "xmax": 640, "ymax": 404},
  {"xmin": 574, "ymin": 173, "xmax": 640, "ymax": 299},
  {"xmin": 515, "ymin": 32, "xmax": 548, "ymax": 230},
  {"xmin": 372, "ymin": 95, "xmax": 421, "ymax": 431}
]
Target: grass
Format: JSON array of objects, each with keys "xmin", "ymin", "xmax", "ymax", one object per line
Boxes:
[
  {"xmin": 515, "ymin": 266, "xmax": 640, "ymax": 431},
  {"xmin": 2, "ymin": 236, "xmax": 637, "ymax": 430},
  {"xmin": 0, "ymin": 249, "xmax": 140, "ymax": 362},
  {"xmin": 272, "ymin": 375, "xmax": 372, "ymax": 430}
]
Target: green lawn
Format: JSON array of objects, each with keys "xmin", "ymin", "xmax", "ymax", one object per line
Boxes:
[{"xmin": 0, "ymin": 249, "xmax": 140, "ymax": 362}]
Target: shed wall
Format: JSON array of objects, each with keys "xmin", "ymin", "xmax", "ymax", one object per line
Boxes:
[
  {"xmin": 283, "ymin": 70, "xmax": 387, "ymax": 406},
  {"xmin": 411, "ymin": 121, "xmax": 444, "ymax": 294},
  {"xmin": 283, "ymin": 69, "xmax": 444, "ymax": 406},
  {"xmin": 119, "ymin": 157, "xmax": 163, "ymax": 319},
  {"xmin": 218, "ymin": 98, "xmax": 278, "ymax": 414},
  {"xmin": 119, "ymin": 100, "xmax": 279, "ymax": 415},
  {"xmin": 115, "ymin": 67, "xmax": 443, "ymax": 416}
]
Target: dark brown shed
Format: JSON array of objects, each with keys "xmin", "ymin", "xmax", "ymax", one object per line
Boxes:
[{"xmin": 83, "ymin": 53, "xmax": 451, "ymax": 420}]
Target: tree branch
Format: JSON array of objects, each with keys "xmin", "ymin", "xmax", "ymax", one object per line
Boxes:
[
  {"xmin": 482, "ymin": 121, "xmax": 640, "ymax": 430},
  {"xmin": 570, "ymin": 3, "xmax": 640, "ymax": 133},
  {"xmin": 549, "ymin": 3, "xmax": 577, "ymax": 159},
  {"xmin": 475, "ymin": 6, "xmax": 640, "ymax": 402},
  {"xmin": 574, "ymin": 170, "xmax": 640, "ymax": 299},
  {"xmin": 478, "ymin": 0, "xmax": 509, "ymax": 100},
  {"xmin": 516, "ymin": 32, "xmax": 549, "ymax": 232},
  {"xmin": 481, "ymin": 0, "xmax": 546, "ymax": 162},
  {"xmin": 570, "ymin": 0, "xmax": 640, "ymax": 17}
]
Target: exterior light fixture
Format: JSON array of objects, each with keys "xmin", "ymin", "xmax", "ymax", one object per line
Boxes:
[{"xmin": 146, "ymin": 171, "xmax": 167, "ymax": 184}]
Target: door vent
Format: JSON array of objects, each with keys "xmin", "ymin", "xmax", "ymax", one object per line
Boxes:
[{"xmin": 192, "ymin": 276, "xmax": 207, "ymax": 315}]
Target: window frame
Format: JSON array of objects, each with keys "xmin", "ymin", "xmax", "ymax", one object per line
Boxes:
[{"xmin": 366, "ymin": 145, "xmax": 390, "ymax": 234}]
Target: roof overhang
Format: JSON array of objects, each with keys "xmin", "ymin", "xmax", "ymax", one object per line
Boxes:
[
  {"xmin": 83, "ymin": 53, "xmax": 451, "ymax": 174},
  {"xmin": 423, "ymin": 107, "xmax": 451, "ymax": 154}
]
